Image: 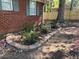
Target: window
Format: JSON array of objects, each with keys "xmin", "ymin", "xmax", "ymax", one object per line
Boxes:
[
  {"xmin": 0, "ymin": 0, "xmax": 19, "ymax": 11},
  {"xmin": 27, "ymin": 0, "xmax": 37, "ymax": 16},
  {"xmin": 1, "ymin": 0, "xmax": 13, "ymax": 10},
  {"xmin": 29, "ymin": 1, "xmax": 36, "ymax": 15}
]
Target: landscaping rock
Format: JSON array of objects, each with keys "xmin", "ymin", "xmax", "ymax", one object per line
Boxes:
[{"xmin": 6, "ymin": 33, "xmax": 21, "ymax": 42}]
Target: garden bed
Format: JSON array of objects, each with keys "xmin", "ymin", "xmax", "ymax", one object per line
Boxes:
[
  {"xmin": 6, "ymin": 30, "xmax": 57, "ymax": 51},
  {"xmin": 0, "ymin": 26, "xmax": 78, "ymax": 59}
]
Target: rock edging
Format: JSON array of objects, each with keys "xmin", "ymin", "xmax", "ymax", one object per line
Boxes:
[{"xmin": 6, "ymin": 30, "xmax": 58, "ymax": 51}]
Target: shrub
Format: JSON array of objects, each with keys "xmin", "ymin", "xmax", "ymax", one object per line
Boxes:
[
  {"xmin": 21, "ymin": 31, "xmax": 38, "ymax": 45},
  {"xmin": 40, "ymin": 24, "xmax": 49, "ymax": 34},
  {"xmin": 21, "ymin": 25, "xmax": 36, "ymax": 36}
]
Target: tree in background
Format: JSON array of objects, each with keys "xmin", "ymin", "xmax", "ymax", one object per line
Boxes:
[
  {"xmin": 44, "ymin": 3, "xmax": 51, "ymax": 12},
  {"xmin": 52, "ymin": 0, "xmax": 59, "ymax": 9},
  {"xmin": 71, "ymin": 0, "xmax": 79, "ymax": 10},
  {"xmin": 44, "ymin": 0, "xmax": 59, "ymax": 12},
  {"xmin": 56, "ymin": 0, "xmax": 65, "ymax": 27}
]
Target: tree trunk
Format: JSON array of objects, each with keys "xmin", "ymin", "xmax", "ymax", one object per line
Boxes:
[
  {"xmin": 70, "ymin": 0, "xmax": 74, "ymax": 10},
  {"xmin": 56, "ymin": 0, "xmax": 65, "ymax": 24}
]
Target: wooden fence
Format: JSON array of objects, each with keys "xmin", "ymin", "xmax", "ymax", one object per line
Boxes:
[{"xmin": 43, "ymin": 9, "xmax": 79, "ymax": 21}]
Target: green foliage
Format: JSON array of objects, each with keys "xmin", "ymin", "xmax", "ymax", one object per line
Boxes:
[
  {"xmin": 65, "ymin": 0, "xmax": 71, "ymax": 8},
  {"xmin": 52, "ymin": 0, "xmax": 59, "ymax": 9},
  {"xmin": 44, "ymin": 0, "xmax": 59, "ymax": 12},
  {"xmin": 0, "ymin": 35, "xmax": 5, "ymax": 40},
  {"xmin": 40, "ymin": 24, "xmax": 49, "ymax": 34},
  {"xmin": 44, "ymin": 3, "xmax": 51, "ymax": 12},
  {"xmin": 21, "ymin": 25, "xmax": 38, "ymax": 45},
  {"xmin": 72, "ymin": 0, "xmax": 79, "ymax": 9},
  {"xmin": 65, "ymin": 0, "xmax": 79, "ymax": 10},
  {"xmin": 21, "ymin": 31, "xmax": 38, "ymax": 45},
  {"xmin": 22, "ymin": 25, "xmax": 34, "ymax": 32}
]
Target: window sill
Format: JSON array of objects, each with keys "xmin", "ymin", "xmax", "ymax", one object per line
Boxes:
[
  {"xmin": 0, "ymin": 10, "xmax": 19, "ymax": 12},
  {"xmin": 26, "ymin": 14, "xmax": 41, "ymax": 17}
]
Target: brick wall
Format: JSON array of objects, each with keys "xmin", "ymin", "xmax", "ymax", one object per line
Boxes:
[{"xmin": 0, "ymin": 0, "xmax": 43, "ymax": 34}]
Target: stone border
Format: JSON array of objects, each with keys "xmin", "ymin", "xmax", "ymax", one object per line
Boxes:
[{"xmin": 6, "ymin": 30, "xmax": 58, "ymax": 51}]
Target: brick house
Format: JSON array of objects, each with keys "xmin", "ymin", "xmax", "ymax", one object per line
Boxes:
[{"xmin": 0, "ymin": 0, "xmax": 48, "ymax": 34}]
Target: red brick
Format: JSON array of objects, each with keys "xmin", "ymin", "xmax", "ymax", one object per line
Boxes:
[{"xmin": 0, "ymin": 0, "xmax": 44, "ymax": 34}]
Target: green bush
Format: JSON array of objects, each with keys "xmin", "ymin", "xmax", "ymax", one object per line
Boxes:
[
  {"xmin": 21, "ymin": 31, "xmax": 38, "ymax": 45},
  {"xmin": 40, "ymin": 24, "xmax": 49, "ymax": 34}
]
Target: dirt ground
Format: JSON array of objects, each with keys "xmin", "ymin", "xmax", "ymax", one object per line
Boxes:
[{"xmin": 0, "ymin": 22, "xmax": 79, "ymax": 59}]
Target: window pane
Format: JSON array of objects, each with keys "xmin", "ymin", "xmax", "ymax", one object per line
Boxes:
[
  {"xmin": 30, "ymin": 1, "xmax": 36, "ymax": 8},
  {"xmin": 0, "ymin": 0, "xmax": 2, "ymax": 10},
  {"xmin": 2, "ymin": 3, "xmax": 13, "ymax": 10},
  {"xmin": 1, "ymin": 0, "xmax": 13, "ymax": 10},
  {"xmin": 29, "ymin": 8, "xmax": 36, "ymax": 15},
  {"xmin": 2, "ymin": 3, "xmax": 11, "ymax": 10},
  {"xmin": 29, "ymin": 1, "xmax": 36, "ymax": 15},
  {"xmin": 1, "ymin": 0, "xmax": 11, "ymax": 2}
]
